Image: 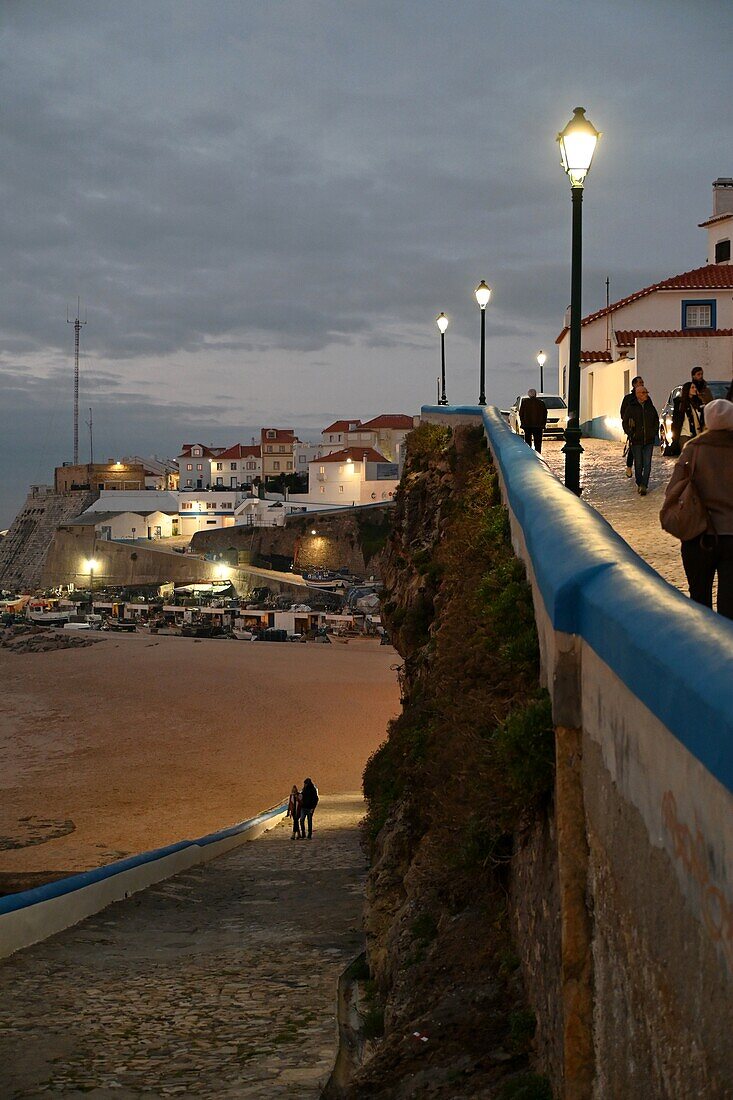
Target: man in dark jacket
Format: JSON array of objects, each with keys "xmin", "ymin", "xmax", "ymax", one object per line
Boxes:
[
  {"xmin": 620, "ymin": 376, "xmax": 644, "ymax": 476},
  {"xmin": 519, "ymin": 389, "xmax": 548, "ymax": 453},
  {"xmin": 622, "ymin": 385, "xmax": 659, "ymax": 495},
  {"xmin": 691, "ymin": 366, "xmax": 713, "ymax": 405},
  {"xmin": 299, "ymin": 777, "xmax": 319, "ymax": 839}
]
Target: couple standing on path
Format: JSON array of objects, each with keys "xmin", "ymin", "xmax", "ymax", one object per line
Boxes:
[{"xmin": 287, "ymin": 778, "xmax": 319, "ymax": 840}]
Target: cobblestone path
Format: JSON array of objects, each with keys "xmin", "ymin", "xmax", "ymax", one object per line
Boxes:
[
  {"xmin": 0, "ymin": 793, "xmax": 366, "ymax": 1098},
  {"xmin": 541, "ymin": 438, "xmax": 687, "ymax": 592}
]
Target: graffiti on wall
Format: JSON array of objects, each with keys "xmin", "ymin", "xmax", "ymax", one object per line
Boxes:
[{"xmin": 662, "ymin": 790, "xmax": 733, "ymax": 972}]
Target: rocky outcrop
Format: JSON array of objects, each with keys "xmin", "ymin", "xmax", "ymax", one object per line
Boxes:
[
  {"xmin": 346, "ymin": 424, "xmax": 559, "ymax": 1098},
  {"xmin": 0, "ymin": 486, "xmax": 97, "ymax": 591}
]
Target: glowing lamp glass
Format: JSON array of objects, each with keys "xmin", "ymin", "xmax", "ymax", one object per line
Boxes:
[
  {"xmin": 537, "ymin": 351, "xmax": 547, "ymax": 367},
  {"xmin": 475, "ymin": 281, "xmax": 491, "ymax": 309},
  {"xmin": 557, "ymin": 107, "xmax": 600, "ymax": 187},
  {"xmin": 436, "ymin": 312, "xmax": 449, "ymax": 334}
]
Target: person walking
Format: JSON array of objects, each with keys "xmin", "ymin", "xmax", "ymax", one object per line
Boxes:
[
  {"xmin": 622, "ymin": 384, "xmax": 658, "ymax": 495},
  {"xmin": 661, "ymin": 398, "xmax": 733, "ymax": 618},
  {"xmin": 672, "ymin": 381, "xmax": 705, "ymax": 447},
  {"xmin": 620, "ymin": 376, "xmax": 644, "ymax": 476},
  {"xmin": 518, "ymin": 389, "xmax": 548, "ymax": 453},
  {"xmin": 299, "ymin": 777, "xmax": 319, "ymax": 839},
  {"xmin": 690, "ymin": 366, "xmax": 713, "ymax": 405},
  {"xmin": 287, "ymin": 784, "xmax": 303, "ymax": 839}
]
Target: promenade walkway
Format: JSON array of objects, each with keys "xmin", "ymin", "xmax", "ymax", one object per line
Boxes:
[
  {"xmin": 0, "ymin": 794, "xmax": 366, "ymax": 1098},
  {"xmin": 542, "ymin": 438, "xmax": 685, "ymax": 591}
]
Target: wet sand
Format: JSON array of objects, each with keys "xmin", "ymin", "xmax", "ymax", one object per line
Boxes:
[{"xmin": 0, "ymin": 633, "xmax": 399, "ymax": 883}]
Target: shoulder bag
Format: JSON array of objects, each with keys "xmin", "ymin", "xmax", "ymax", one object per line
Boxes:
[{"xmin": 659, "ymin": 445, "xmax": 714, "ymax": 542}]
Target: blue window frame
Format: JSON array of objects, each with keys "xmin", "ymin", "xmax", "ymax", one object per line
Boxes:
[{"xmin": 681, "ymin": 299, "xmax": 716, "ymax": 330}]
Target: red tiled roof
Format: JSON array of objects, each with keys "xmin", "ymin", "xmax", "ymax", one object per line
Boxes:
[
  {"xmin": 615, "ymin": 328, "xmax": 733, "ymax": 346},
  {"xmin": 699, "ymin": 212, "xmax": 733, "ymax": 228},
  {"xmin": 311, "ymin": 446, "xmax": 390, "ymax": 464},
  {"xmin": 360, "ymin": 414, "xmax": 414, "ymax": 430},
  {"xmin": 178, "ymin": 443, "xmax": 220, "ymax": 458},
  {"xmin": 556, "ymin": 265, "xmax": 733, "ymax": 343},
  {"xmin": 322, "ymin": 419, "xmax": 363, "ymax": 434},
  {"xmin": 217, "ymin": 444, "xmax": 261, "ymax": 460},
  {"xmin": 261, "ymin": 428, "xmax": 295, "ymax": 443},
  {"xmin": 580, "ymin": 350, "xmax": 613, "ymax": 362}
]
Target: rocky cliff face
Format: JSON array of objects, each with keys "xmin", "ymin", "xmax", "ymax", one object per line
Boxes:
[
  {"xmin": 345, "ymin": 424, "xmax": 561, "ymax": 1098},
  {"xmin": 0, "ymin": 487, "xmax": 97, "ymax": 591}
]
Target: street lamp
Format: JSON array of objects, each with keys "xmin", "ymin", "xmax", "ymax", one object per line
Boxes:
[
  {"xmin": 474, "ymin": 280, "xmax": 492, "ymax": 406},
  {"xmin": 557, "ymin": 107, "xmax": 601, "ymax": 495},
  {"xmin": 84, "ymin": 558, "xmax": 99, "ymax": 596},
  {"xmin": 436, "ymin": 313, "xmax": 449, "ymax": 405},
  {"xmin": 537, "ymin": 350, "xmax": 547, "ymax": 393}
]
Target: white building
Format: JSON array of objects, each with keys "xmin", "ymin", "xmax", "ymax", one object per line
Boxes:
[
  {"xmin": 177, "ymin": 491, "xmax": 244, "ymax": 537},
  {"xmin": 306, "ymin": 447, "xmax": 399, "ymax": 505},
  {"xmin": 178, "ymin": 444, "xmax": 228, "ymax": 490},
  {"xmin": 209, "ymin": 443, "xmax": 262, "ymax": 489},
  {"xmin": 556, "ymin": 179, "xmax": 733, "ymax": 439}
]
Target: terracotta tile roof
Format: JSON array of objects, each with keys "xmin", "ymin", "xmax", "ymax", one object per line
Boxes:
[
  {"xmin": 260, "ymin": 428, "xmax": 295, "ymax": 443},
  {"xmin": 615, "ymin": 328, "xmax": 733, "ymax": 345},
  {"xmin": 580, "ymin": 350, "xmax": 613, "ymax": 362},
  {"xmin": 360, "ymin": 413, "xmax": 415, "ymax": 430},
  {"xmin": 321, "ymin": 419, "xmax": 363, "ymax": 434},
  {"xmin": 699, "ymin": 212, "xmax": 733, "ymax": 228},
  {"xmin": 178, "ymin": 443, "xmax": 220, "ymax": 458},
  {"xmin": 216, "ymin": 444, "xmax": 261, "ymax": 460},
  {"xmin": 556, "ymin": 264, "xmax": 733, "ymax": 343},
  {"xmin": 311, "ymin": 446, "xmax": 390, "ymax": 464}
]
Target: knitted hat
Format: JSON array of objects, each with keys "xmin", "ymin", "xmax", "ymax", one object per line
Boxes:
[{"xmin": 704, "ymin": 399, "xmax": 733, "ymax": 431}]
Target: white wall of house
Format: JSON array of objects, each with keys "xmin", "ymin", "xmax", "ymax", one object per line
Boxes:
[
  {"xmin": 307, "ymin": 457, "xmax": 398, "ymax": 505},
  {"xmin": 208, "ymin": 454, "xmax": 262, "ymax": 488},
  {"xmin": 178, "ymin": 492, "xmax": 240, "ymax": 536},
  {"xmin": 580, "ymin": 334, "xmax": 733, "ymax": 439}
]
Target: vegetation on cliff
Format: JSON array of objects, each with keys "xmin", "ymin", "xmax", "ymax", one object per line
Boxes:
[{"xmin": 349, "ymin": 424, "xmax": 554, "ymax": 1099}]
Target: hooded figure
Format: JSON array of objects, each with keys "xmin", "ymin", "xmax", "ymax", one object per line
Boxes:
[{"xmin": 661, "ymin": 398, "xmax": 733, "ymax": 618}]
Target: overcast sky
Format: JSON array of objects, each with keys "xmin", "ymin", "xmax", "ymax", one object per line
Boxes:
[{"xmin": 1, "ymin": 0, "xmax": 731, "ymax": 525}]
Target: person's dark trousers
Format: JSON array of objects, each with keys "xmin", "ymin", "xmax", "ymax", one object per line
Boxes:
[
  {"xmin": 681, "ymin": 535, "xmax": 733, "ymax": 619},
  {"xmin": 300, "ymin": 808, "xmax": 314, "ymax": 838},
  {"xmin": 625, "ymin": 439, "xmax": 633, "ymax": 470},
  {"xmin": 631, "ymin": 442, "xmax": 654, "ymax": 487},
  {"xmin": 292, "ymin": 816, "xmax": 302, "ymax": 837},
  {"xmin": 523, "ymin": 428, "xmax": 543, "ymax": 453}
]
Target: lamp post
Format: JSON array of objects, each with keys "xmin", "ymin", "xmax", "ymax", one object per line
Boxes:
[
  {"xmin": 436, "ymin": 313, "xmax": 449, "ymax": 405},
  {"xmin": 537, "ymin": 350, "xmax": 547, "ymax": 393},
  {"xmin": 84, "ymin": 558, "xmax": 99, "ymax": 599},
  {"xmin": 557, "ymin": 107, "xmax": 601, "ymax": 495},
  {"xmin": 474, "ymin": 280, "xmax": 492, "ymax": 406}
]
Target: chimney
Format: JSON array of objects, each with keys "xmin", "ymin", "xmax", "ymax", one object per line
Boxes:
[{"xmin": 712, "ymin": 178, "xmax": 733, "ymax": 217}]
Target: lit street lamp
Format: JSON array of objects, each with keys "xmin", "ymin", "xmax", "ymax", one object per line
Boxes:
[
  {"xmin": 557, "ymin": 106, "xmax": 601, "ymax": 495},
  {"xmin": 84, "ymin": 558, "xmax": 99, "ymax": 596},
  {"xmin": 436, "ymin": 312, "xmax": 449, "ymax": 405},
  {"xmin": 474, "ymin": 280, "xmax": 492, "ymax": 406},
  {"xmin": 537, "ymin": 350, "xmax": 547, "ymax": 393}
]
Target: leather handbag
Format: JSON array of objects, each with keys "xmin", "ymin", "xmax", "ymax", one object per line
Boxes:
[{"xmin": 659, "ymin": 446, "xmax": 713, "ymax": 542}]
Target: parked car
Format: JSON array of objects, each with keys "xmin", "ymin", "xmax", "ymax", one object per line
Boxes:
[
  {"xmin": 658, "ymin": 380, "xmax": 729, "ymax": 455},
  {"xmin": 508, "ymin": 393, "xmax": 569, "ymax": 437}
]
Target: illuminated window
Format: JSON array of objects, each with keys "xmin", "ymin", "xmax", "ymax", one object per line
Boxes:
[
  {"xmin": 320, "ymin": 486, "xmax": 325, "ymax": 494},
  {"xmin": 319, "ymin": 466, "xmax": 325, "ymax": 474},
  {"xmin": 186, "ymin": 463, "xmax": 193, "ymax": 471},
  {"xmin": 196, "ymin": 464, "xmax": 203, "ymax": 471}
]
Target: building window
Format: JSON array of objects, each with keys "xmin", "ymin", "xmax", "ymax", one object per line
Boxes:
[
  {"xmin": 208, "ymin": 502, "xmax": 215, "ymax": 510},
  {"xmin": 339, "ymin": 485, "xmax": 344, "ymax": 493},
  {"xmin": 266, "ymin": 445, "xmax": 272, "ymax": 453},
  {"xmin": 193, "ymin": 448, "xmax": 201, "ymax": 456},
  {"xmin": 185, "ymin": 479, "xmax": 192, "ymax": 487},
  {"xmin": 267, "ymin": 430, "xmax": 276, "ymax": 439},
  {"xmin": 197, "ymin": 463, "xmax": 203, "ymax": 471},
  {"xmin": 273, "ymin": 461, "xmax": 280, "ymax": 470},
  {"xmin": 230, "ymin": 462, "xmax": 237, "ymax": 470},
  {"xmin": 320, "ymin": 486, "xmax": 325, "ymax": 494},
  {"xmin": 715, "ymin": 239, "xmax": 731, "ymax": 264},
  {"xmin": 287, "ymin": 461, "xmax": 292, "ymax": 470},
  {"xmin": 216, "ymin": 462, "xmax": 223, "ymax": 471},
  {"xmin": 216, "ymin": 477, "xmax": 223, "ymax": 486},
  {"xmin": 319, "ymin": 466, "xmax": 325, "ymax": 474},
  {"xmin": 186, "ymin": 463, "xmax": 193, "ymax": 471},
  {"xmin": 246, "ymin": 461, "xmax": 255, "ymax": 470},
  {"xmin": 682, "ymin": 300, "xmax": 715, "ymax": 330}
]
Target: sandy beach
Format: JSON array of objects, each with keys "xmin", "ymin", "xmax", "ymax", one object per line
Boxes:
[{"xmin": 0, "ymin": 633, "xmax": 399, "ymax": 886}]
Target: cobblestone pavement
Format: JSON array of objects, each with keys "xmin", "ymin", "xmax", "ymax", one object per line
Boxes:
[
  {"xmin": 541, "ymin": 438, "xmax": 687, "ymax": 592},
  {"xmin": 0, "ymin": 794, "xmax": 366, "ymax": 1098}
]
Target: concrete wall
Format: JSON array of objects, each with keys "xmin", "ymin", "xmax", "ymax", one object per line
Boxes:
[
  {"xmin": 0, "ymin": 487, "xmax": 98, "ymax": 591},
  {"xmin": 0, "ymin": 803, "xmax": 286, "ymax": 959},
  {"xmin": 422, "ymin": 404, "xmax": 733, "ymax": 1097}
]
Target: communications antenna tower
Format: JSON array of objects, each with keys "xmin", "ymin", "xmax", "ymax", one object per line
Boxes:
[{"xmin": 67, "ymin": 297, "xmax": 87, "ymax": 465}]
